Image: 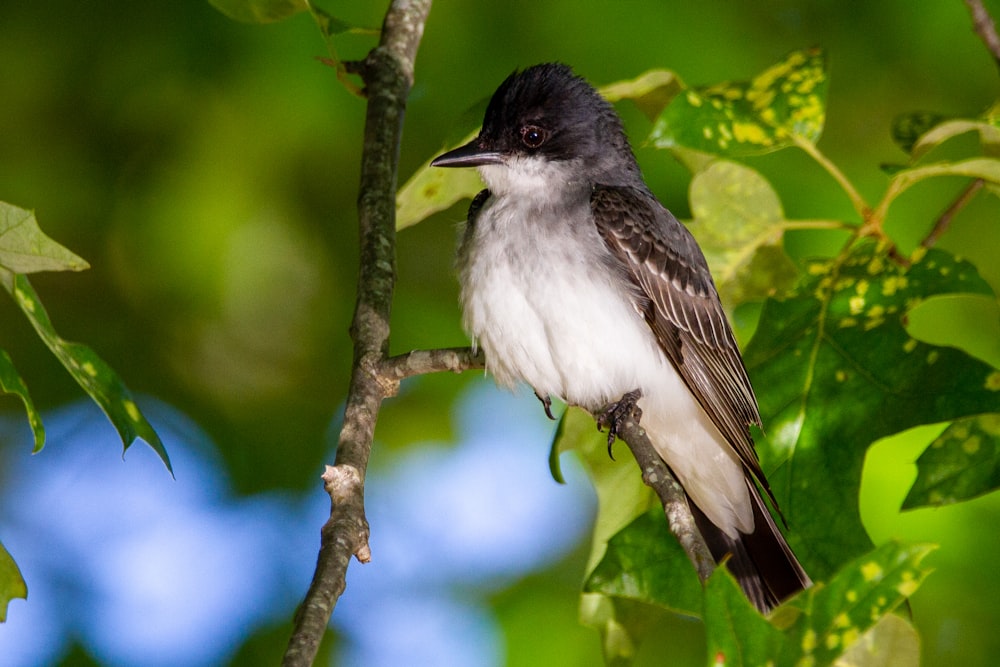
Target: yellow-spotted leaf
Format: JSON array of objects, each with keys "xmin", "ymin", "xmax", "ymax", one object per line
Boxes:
[
  {"xmin": 0, "ymin": 203, "xmax": 88, "ymax": 274},
  {"xmin": 650, "ymin": 48, "xmax": 827, "ymax": 156},
  {"xmin": 903, "ymin": 413, "xmax": 1000, "ymax": 509},
  {"xmin": 2, "ymin": 271, "xmax": 171, "ymax": 473}
]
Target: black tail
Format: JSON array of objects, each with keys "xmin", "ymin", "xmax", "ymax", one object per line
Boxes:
[{"xmin": 690, "ymin": 480, "xmax": 811, "ymax": 613}]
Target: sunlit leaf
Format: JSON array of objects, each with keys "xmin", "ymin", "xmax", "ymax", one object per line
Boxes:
[
  {"xmin": 0, "ymin": 348, "xmax": 44, "ymax": 452},
  {"xmin": 875, "ymin": 157, "xmax": 1000, "ymax": 220},
  {"xmin": 779, "ymin": 542, "xmax": 932, "ymax": 666},
  {"xmin": 650, "ymin": 48, "xmax": 827, "ymax": 156},
  {"xmin": 687, "ymin": 160, "xmax": 800, "ymax": 309},
  {"xmin": 0, "ymin": 541, "xmax": 26, "ymax": 622},
  {"xmin": 703, "ymin": 541, "xmax": 930, "ymax": 667},
  {"xmin": 0, "ymin": 202, "xmax": 89, "ymax": 274},
  {"xmin": 902, "ymin": 413, "xmax": 1000, "ymax": 509},
  {"xmin": 599, "ymin": 69, "xmax": 683, "ymax": 121},
  {"xmin": 396, "ymin": 141, "xmax": 484, "ymax": 230},
  {"xmin": 745, "ymin": 242, "xmax": 999, "ymax": 579},
  {"xmin": 207, "ymin": 0, "xmax": 308, "ymax": 23},
  {"xmin": 833, "ymin": 614, "xmax": 921, "ymax": 667},
  {"xmin": 1, "ymin": 271, "xmax": 172, "ymax": 473}
]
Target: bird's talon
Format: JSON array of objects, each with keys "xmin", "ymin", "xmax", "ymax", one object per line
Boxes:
[{"xmin": 597, "ymin": 389, "xmax": 642, "ymax": 459}]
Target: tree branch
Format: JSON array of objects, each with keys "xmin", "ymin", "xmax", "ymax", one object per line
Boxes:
[
  {"xmin": 282, "ymin": 1, "xmax": 432, "ymax": 665},
  {"xmin": 382, "ymin": 346, "xmax": 485, "ymax": 380},
  {"xmin": 611, "ymin": 405, "xmax": 716, "ymax": 582},
  {"xmin": 921, "ymin": 178, "xmax": 985, "ymax": 249},
  {"xmin": 965, "ymin": 0, "xmax": 1000, "ymax": 72}
]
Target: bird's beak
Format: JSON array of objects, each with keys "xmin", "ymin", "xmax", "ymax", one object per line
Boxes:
[{"xmin": 431, "ymin": 138, "xmax": 503, "ymax": 168}]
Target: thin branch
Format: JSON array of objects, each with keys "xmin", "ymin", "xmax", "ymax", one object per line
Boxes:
[
  {"xmin": 965, "ymin": 0, "xmax": 1000, "ymax": 72},
  {"xmin": 282, "ymin": 1, "xmax": 432, "ymax": 665},
  {"xmin": 921, "ymin": 178, "xmax": 985, "ymax": 249},
  {"xmin": 382, "ymin": 346, "xmax": 485, "ymax": 380},
  {"xmin": 612, "ymin": 406, "xmax": 716, "ymax": 582}
]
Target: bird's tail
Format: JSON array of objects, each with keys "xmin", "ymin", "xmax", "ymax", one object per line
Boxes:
[{"xmin": 690, "ymin": 479, "xmax": 811, "ymax": 613}]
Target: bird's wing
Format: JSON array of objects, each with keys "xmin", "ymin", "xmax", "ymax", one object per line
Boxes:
[{"xmin": 591, "ymin": 185, "xmax": 771, "ymax": 493}]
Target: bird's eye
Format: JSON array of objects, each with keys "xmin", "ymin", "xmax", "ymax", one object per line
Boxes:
[{"xmin": 520, "ymin": 125, "xmax": 548, "ymax": 148}]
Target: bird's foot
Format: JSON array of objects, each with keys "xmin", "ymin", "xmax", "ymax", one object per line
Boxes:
[
  {"xmin": 596, "ymin": 389, "xmax": 643, "ymax": 458},
  {"xmin": 535, "ymin": 391, "xmax": 556, "ymax": 420}
]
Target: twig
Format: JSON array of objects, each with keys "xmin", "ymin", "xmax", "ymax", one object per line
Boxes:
[
  {"xmin": 281, "ymin": 1, "xmax": 432, "ymax": 665},
  {"xmin": 921, "ymin": 178, "xmax": 985, "ymax": 249},
  {"xmin": 382, "ymin": 346, "xmax": 485, "ymax": 380},
  {"xmin": 612, "ymin": 405, "xmax": 716, "ymax": 582},
  {"xmin": 965, "ymin": 0, "xmax": 1000, "ymax": 72}
]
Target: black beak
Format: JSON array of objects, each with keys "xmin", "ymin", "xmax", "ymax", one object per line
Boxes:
[{"xmin": 430, "ymin": 138, "xmax": 503, "ymax": 168}]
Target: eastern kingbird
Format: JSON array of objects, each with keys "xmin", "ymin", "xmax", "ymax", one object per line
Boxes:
[{"xmin": 431, "ymin": 63, "xmax": 810, "ymax": 612}]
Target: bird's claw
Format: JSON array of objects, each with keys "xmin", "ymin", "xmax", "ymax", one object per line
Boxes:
[
  {"xmin": 535, "ymin": 391, "xmax": 556, "ymax": 420},
  {"xmin": 597, "ymin": 389, "xmax": 643, "ymax": 459}
]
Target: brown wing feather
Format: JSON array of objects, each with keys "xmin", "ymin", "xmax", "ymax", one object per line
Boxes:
[{"xmin": 592, "ymin": 185, "xmax": 774, "ymax": 500}]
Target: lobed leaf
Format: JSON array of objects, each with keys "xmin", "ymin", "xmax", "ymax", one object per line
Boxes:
[
  {"xmin": 0, "ymin": 202, "xmax": 89, "ymax": 274},
  {"xmin": 902, "ymin": 413, "xmax": 1000, "ymax": 509},
  {"xmin": 2, "ymin": 271, "xmax": 171, "ymax": 473},
  {"xmin": 0, "ymin": 541, "xmax": 26, "ymax": 623},
  {"xmin": 650, "ymin": 48, "xmax": 827, "ymax": 156},
  {"xmin": 745, "ymin": 242, "xmax": 999, "ymax": 579}
]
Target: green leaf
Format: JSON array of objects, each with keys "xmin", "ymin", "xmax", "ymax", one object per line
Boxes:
[
  {"xmin": 702, "ymin": 566, "xmax": 783, "ymax": 666},
  {"xmin": 0, "ymin": 541, "xmax": 27, "ymax": 622},
  {"xmin": 875, "ymin": 157, "xmax": 1000, "ymax": 221},
  {"xmin": 207, "ymin": 0, "xmax": 308, "ymax": 23},
  {"xmin": 396, "ymin": 140, "xmax": 485, "ymax": 230},
  {"xmin": 650, "ymin": 48, "xmax": 827, "ymax": 156},
  {"xmin": 745, "ymin": 242, "xmax": 999, "ymax": 579},
  {"xmin": 902, "ymin": 413, "xmax": 1000, "ymax": 509},
  {"xmin": 775, "ymin": 542, "xmax": 933, "ymax": 667},
  {"xmin": 687, "ymin": 160, "xmax": 800, "ymax": 309},
  {"xmin": 599, "ymin": 69, "xmax": 683, "ymax": 121},
  {"xmin": 555, "ymin": 408, "xmax": 658, "ymax": 661},
  {"xmin": 891, "ymin": 107, "xmax": 1000, "ymax": 159},
  {"xmin": 890, "ymin": 112, "xmax": 951, "ymax": 155},
  {"xmin": 2, "ymin": 271, "xmax": 172, "ymax": 473},
  {"xmin": 0, "ymin": 202, "xmax": 89, "ymax": 273},
  {"xmin": 0, "ymin": 348, "xmax": 45, "ymax": 452},
  {"xmin": 585, "ymin": 507, "xmax": 703, "ymax": 616}
]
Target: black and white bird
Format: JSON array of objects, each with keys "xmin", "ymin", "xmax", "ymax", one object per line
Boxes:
[{"xmin": 431, "ymin": 63, "xmax": 810, "ymax": 612}]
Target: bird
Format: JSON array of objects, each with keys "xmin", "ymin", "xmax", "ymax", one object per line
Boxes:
[{"xmin": 430, "ymin": 63, "xmax": 810, "ymax": 612}]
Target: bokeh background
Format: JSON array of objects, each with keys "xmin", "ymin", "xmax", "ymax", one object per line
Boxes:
[{"xmin": 1, "ymin": 1, "xmax": 999, "ymax": 665}]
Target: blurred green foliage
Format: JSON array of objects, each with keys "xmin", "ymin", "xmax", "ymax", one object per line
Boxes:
[{"xmin": 3, "ymin": 0, "xmax": 1000, "ymax": 665}]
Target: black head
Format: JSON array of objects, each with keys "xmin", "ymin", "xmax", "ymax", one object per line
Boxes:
[{"xmin": 432, "ymin": 64, "xmax": 641, "ymax": 187}]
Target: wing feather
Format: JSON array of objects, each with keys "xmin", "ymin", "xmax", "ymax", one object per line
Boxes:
[{"xmin": 592, "ymin": 185, "xmax": 773, "ymax": 499}]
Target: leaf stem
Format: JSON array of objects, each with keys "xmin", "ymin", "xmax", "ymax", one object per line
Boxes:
[{"xmin": 794, "ymin": 135, "xmax": 871, "ymax": 220}]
